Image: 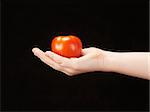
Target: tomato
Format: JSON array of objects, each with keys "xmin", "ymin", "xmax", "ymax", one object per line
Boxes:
[{"xmin": 51, "ymin": 35, "xmax": 82, "ymax": 58}]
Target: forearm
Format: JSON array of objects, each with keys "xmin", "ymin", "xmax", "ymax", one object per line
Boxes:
[{"xmin": 106, "ymin": 52, "xmax": 150, "ymax": 80}]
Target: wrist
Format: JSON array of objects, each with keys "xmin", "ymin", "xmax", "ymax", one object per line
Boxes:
[{"xmin": 103, "ymin": 51, "xmax": 119, "ymax": 72}]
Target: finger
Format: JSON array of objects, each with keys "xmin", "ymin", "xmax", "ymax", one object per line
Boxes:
[
  {"xmin": 32, "ymin": 48, "xmax": 47, "ymax": 59},
  {"xmin": 45, "ymin": 51, "xmax": 67, "ymax": 64},
  {"xmin": 45, "ymin": 51, "xmax": 72, "ymax": 67},
  {"xmin": 76, "ymin": 52, "xmax": 97, "ymax": 62},
  {"xmin": 82, "ymin": 48, "xmax": 90, "ymax": 55},
  {"xmin": 32, "ymin": 48, "xmax": 79, "ymax": 75},
  {"xmin": 32, "ymin": 48, "xmax": 64, "ymax": 71},
  {"xmin": 44, "ymin": 51, "xmax": 81, "ymax": 73},
  {"xmin": 80, "ymin": 47, "xmax": 103, "ymax": 62},
  {"xmin": 32, "ymin": 47, "xmax": 42, "ymax": 57},
  {"xmin": 82, "ymin": 47, "xmax": 98, "ymax": 55}
]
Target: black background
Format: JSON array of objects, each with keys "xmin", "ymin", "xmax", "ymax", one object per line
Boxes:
[{"xmin": 2, "ymin": 0, "xmax": 149, "ymax": 111}]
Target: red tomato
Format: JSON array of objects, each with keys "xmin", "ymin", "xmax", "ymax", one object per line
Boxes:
[{"xmin": 51, "ymin": 35, "xmax": 82, "ymax": 58}]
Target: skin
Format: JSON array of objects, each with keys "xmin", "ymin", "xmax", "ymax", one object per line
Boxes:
[{"xmin": 32, "ymin": 47, "xmax": 150, "ymax": 80}]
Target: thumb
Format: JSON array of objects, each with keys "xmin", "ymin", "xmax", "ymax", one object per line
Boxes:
[
  {"xmin": 82, "ymin": 48, "xmax": 90, "ymax": 55},
  {"xmin": 82, "ymin": 47, "xmax": 97, "ymax": 55}
]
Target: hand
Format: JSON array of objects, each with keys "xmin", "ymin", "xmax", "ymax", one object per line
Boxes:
[
  {"xmin": 32, "ymin": 47, "xmax": 150, "ymax": 79},
  {"xmin": 32, "ymin": 47, "xmax": 112, "ymax": 76}
]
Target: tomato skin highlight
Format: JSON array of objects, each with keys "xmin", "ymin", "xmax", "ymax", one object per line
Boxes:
[{"xmin": 51, "ymin": 35, "xmax": 82, "ymax": 58}]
